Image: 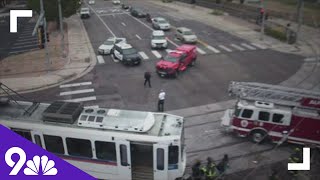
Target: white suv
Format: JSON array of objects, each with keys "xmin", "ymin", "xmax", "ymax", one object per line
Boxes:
[
  {"xmin": 98, "ymin": 37, "xmax": 126, "ymax": 55},
  {"xmin": 151, "ymin": 30, "xmax": 167, "ymax": 49},
  {"xmin": 175, "ymin": 27, "xmax": 197, "ymax": 43}
]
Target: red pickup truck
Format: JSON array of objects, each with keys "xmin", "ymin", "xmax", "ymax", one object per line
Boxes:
[{"xmin": 156, "ymin": 45, "xmax": 197, "ymax": 78}]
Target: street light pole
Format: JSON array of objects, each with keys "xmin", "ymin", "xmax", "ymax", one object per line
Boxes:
[
  {"xmin": 40, "ymin": 0, "xmax": 50, "ymax": 72},
  {"xmin": 296, "ymin": 0, "xmax": 304, "ymax": 43},
  {"xmin": 260, "ymin": 0, "xmax": 266, "ymax": 41},
  {"xmin": 58, "ymin": 0, "xmax": 65, "ymax": 57}
]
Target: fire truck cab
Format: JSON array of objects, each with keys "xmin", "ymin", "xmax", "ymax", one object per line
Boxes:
[{"xmin": 221, "ymin": 81, "xmax": 320, "ymax": 146}]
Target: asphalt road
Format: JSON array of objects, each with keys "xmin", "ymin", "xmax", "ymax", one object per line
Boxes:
[{"xmin": 20, "ymin": 0, "xmax": 302, "ymax": 112}]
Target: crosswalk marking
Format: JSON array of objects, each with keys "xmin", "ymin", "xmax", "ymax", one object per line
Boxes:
[
  {"xmin": 251, "ymin": 43, "xmax": 267, "ymax": 49},
  {"xmin": 165, "ymin": 49, "xmax": 174, "ymax": 53},
  {"xmin": 135, "ymin": 34, "xmax": 142, "ymax": 40},
  {"xmin": 121, "ymin": 22, "xmax": 126, "ymax": 26},
  {"xmin": 196, "ymin": 47, "xmax": 206, "ymax": 55},
  {"xmin": 207, "ymin": 45, "xmax": 220, "ymax": 53},
  {"xmin": 65, "ymin": 96, "xmax": 97, "ymax": 102},
  {"xmin": 60, "ymin": 82, "xmax": 92, "ymax": 88},
  {"xmin": 13, "ymin": 41, "xmax": 37, "ymax": 46},
  {"xmin": 241, "ymin": 43, "xmax": 256, "ymax": 50},
  {"xmin": 11, "ymin": 44, "xmax": 37, "ymax": 49},
  {"xmin": 218, "ymin": 45, "xmax": 232, "ymax": 52},
  {"xmin": 152, "ymin": 50, "xmax": 162, "ymax": 58},
  {"xmin": 97, "ymin": 55, "xmax": 105, "ymax": 64},
  {"xmin": 17, "ymin": 37, "xmax": 37, "ymax": 42},
  {"xmin": 230, "ymin": 44, "xmax": 245, "ymax": 51},
  {"xmin": 84, "ymin": 105, "xmax": 99, "ymax": 109},
  {"xmin": 9, "ymin": 48, "xmax": 37, "ymax": 54},
  {"xmin": 60, "ymin": 89, "xmax": 95, "ymax": 96},
  {"xmin": 138, "ymin": 51, "xmax": 149, "ymax": 60}
]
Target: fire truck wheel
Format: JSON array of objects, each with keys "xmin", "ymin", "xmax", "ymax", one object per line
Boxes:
[{"xmin": 250, "ymin": 130, "xmax": 267, "ymax": 144}]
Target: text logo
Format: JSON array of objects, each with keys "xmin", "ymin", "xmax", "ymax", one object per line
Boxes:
[
  {"xmin": 288, "ymin": 147, "xmax": 310, "ymax": 171},
  {"xmin": 5, "ymin": 147, "xmax": 58, "ymax": 176},
  {"xmin": 10, "ymin": 10, "xmax": 32, "ymax": 33}
]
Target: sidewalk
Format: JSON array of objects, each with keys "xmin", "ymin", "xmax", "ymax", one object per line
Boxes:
[{"xmin": 0, "ymin": 15, "xmax": 96, "ymax": 94}]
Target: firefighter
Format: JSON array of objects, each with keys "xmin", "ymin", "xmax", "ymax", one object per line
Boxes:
[
  {"xmin": 216, "ymin": 154, "xmax": 229, "ymax": 174},
  {"xmin": 205, "ymin": 157, "xmax": 217, "ymax": 180},
  {"xmin": 192, "ymin": 160, "xmax": 202, "ymax": 180},
  {"xmin": 288, "ymin": 147, "xmax": 302, "ymax": 177}
]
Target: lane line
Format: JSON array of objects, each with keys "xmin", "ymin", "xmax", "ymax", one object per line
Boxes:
[
  {"xmin": 230, "ymin": 44, "xmax": 245, "ymax": 51},
  {"xmin": 138, "ymin": 51, "xmax": 149, "ymax": 60},
  {"xmin": 196, "ymin": 47, "xmax": 206, "ymax": 55},
  {"xmin": 11, "ymin": 44, "xmax": 38, "ymax": 49},
  {"xmin": 60, "ymin": 82, "xmax": 92, "ymax": 88},
  {"xmin": 121, "ymin": 22, "xmax": 126, "ymax": 26},
  {"xmin": 65, "ymin": 96, "xmax": 97, "ymax": 102},
  {"xmin": 152, "ymin": 50, "xmax": 162, "ymax": 58},
  {"xmin": 207, "ymin": 45, "xmax": 221, "ymax": 53},
  {"xmin": 97, "ymin": 55, "xmax": 105, "ymax": 64},
  {"xmin": 84, "ymin": 105, "xmax": 99, "ymax": 109},
  {"xmin": 135, "ymin": 34, "xmax": 142, "ymax": 40},
  {"xmin": 241, "ymin": 43, "xmax": 256, "ymax": 50},
  {"xmin": 251, "ymin": 43, "xmax": 267, "ymax": 49},
  {"xmin": 99, "ymin": 12, "xmax": 127, "ymax": 16},
  {"xmin": 60, "ymin": 89, "xmax": 95, "ymax": 96},
  {"xmin": 9, "ymin": 48, "xmax": 38, "ymax": 54},
  {"xmin": 218, "ymin": 45, "xmax": 232, "ymax": 52}
]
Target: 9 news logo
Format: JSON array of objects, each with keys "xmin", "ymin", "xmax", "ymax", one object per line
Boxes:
[{"xmin": 5, "ymin": 147, "xmax": 58, "ymax": 176}]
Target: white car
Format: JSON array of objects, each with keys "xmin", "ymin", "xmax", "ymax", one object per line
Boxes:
[
  {"xmin": 175, "ymin": 27, "xmax": 197, "ymax": 43},
  {"xmin": 80, "ymin": 8, "xmax": 90, "ymax": 19},
  {"xmin": 88, "ymin": 0, "xmax": 95, "ymax": 5},
  {"xmin": 151, "ymin": 30, "xmax": 167, "ymax": 49},
  {"xmin": 98, "ymin": 37, "xmax": 126, "ymax": 55},
  {"xmin": 112, "ymin": 0, "xmax": 121, "ymax": 5},
  {"xmin": 151, "ymin": 17, "xmax": 171, "ymax": 30}
]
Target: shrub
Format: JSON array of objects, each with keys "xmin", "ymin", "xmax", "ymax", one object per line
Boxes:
[
  {"xmin": 210, "ymin": 9, "xmax": 224, "ymax": 15},
  {"xmin": 265, "ymin": 27, "xmax": 287, "ymax": 42}
]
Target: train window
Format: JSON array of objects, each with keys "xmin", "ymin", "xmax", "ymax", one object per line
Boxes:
[
  {"xmin": 44, "ymin": 135, "xmax": 65, "ymax": 154},
  {"xmin": 157, "ymin": 148, "xmax": 164, "ymax": 170},
  {"xmin": 120, "ymin": 144, "xmax": 128, "ymax": 166},
  {"xmin": 95, "ymin": 141, "xmax": 117, "ymax": 162},
  {"xmin": 12, "ymin": 129, "xmax": 32, "ymax": 142},
  {"xmin": 34, "ymin": 135, "xmax": 42, "ymax": 147},
  {"xmin": 258, "ymin": 111, "xmax": 270, "ymax": 121},
  {"xmin": 168, "ymin": 146, "xmax": 179, "ymax": 170},
  {"xmin": 66, "ymin": 138, "xmax": 92, "ymax": 158},
  {"xmin": 272, "ymin": 113, "xmax": 284, "ymax": 123},
  {"xmin": 241, "ymin": 109, "xmax": 253, "ymax": 118}
]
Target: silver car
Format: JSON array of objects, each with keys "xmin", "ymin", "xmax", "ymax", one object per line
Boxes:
[
  {"xmin": 175, "ymin": 27, "xmax": 198, "ymax": 43},
  {"xmin": 98, "ymin": 37, "xmax": 126, "ymax": 55},
  {"xmin": 151, "ymin": 17, "xmax": 171, "ymax": 30}
]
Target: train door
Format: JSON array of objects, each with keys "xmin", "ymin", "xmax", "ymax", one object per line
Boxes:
[
  {"xmin": 153, "ymin": 143, "xmax": 168, "ymax": 180},
  {"xmin": 31, "ymin": 131, "xmax": 45, "ymax": 148},
  {"xmin": 131, "ymin": 142, "xmax": 154, "ymax": 179},
  {"xmin": 117, "ymin": 140, "xmax": 132, "ymax": 179}
]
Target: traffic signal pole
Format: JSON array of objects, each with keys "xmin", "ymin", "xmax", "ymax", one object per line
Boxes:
[{"xmin": 40, "ymin": 0, "xmax": 51, "ymax": 72}]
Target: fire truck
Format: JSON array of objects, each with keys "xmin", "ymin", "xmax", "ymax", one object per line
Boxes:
[{"xmin": 221, "ymin": 81, "xmax": 320, "ymax": 146}]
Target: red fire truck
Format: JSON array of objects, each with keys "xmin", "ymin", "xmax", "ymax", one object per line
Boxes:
[{"xmin": 221, "ymin": 81, "xmax": 320, "ymax": 146}]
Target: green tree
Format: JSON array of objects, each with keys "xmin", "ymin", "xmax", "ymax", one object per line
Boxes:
[{"xmin": 27, "ymin": 0, "xmax": 81, "ymax": 21}]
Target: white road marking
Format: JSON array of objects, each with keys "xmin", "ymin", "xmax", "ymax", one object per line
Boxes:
[
  {"xmin": 17, "ymin": 37, "xmax": 37, "ymax": 41},
  {"xmin": 251, "ymin": 43, "xmax": 267, "ymax": 49},
  {"xmin": 152, "ymin": 50, "xmax": 162, "ymax": 58},
  {"xmin": 11, "ymin": 44, "xmax": 38, "ymax": 49},
  {"xmin": 99, "ymin": 12, "xmax": 127, "ymax": 16},
  {"xmin": 121, "ymin": 22, "xmax": 126, "ymax": 26},
  {"xmin": 84, "ymin": 105, "xmax": 99, "ymax": 109},
  {"xmin": 218, "ymin": 45, "xmax": 232, "ymax": 52},
  {"xmin": 97, "ymin": 55, "xmax": 105, "ymax": 64},
  {"xmin": 240, "ymin": 43, "xmax": 257, "ymax": 50},
  {"xmin": 230, "ymin": 44, "xmax": 245, "ymax": 51},
  {"xmin": 60, "ymin": 89, "xmax": 95, "ymax": 96},
  {"xmin": 207, "ymin": 45, "xmax": 221, "ymax": 53},
  {"xmin": 196, "ymin": 47, "xmax": 206, "ymax": 55},
  {"xmin": 65, "ymin": 96, "xmax": 97, "ymax": 102},
  {"xmin": 60, "ymin": 82, "xmax": 92, "ymax": 88},
  {"xmin": 9, "ymin": 48, "xmax": 38, "ymax": 54},
  {"xmin": 135, "ymin": 34, "xmax": 142, "ymax": 40},
  {"xmin": 138, "ymin": 51, "xmax": 149, "ymax": 60},
  {"xmin": 13, "ymin": 41, "xmax": 37, "ymax": 46},
  {"xmin": 165, "ymin": 49, "xmax": 174, "ymax": 53}
]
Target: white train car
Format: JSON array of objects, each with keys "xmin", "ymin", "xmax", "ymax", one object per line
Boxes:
[{"xmin": 0, "ymin": 100, "xmax": 186, "ymax": 180}]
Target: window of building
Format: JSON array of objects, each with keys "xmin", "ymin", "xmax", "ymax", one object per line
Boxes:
[
  {"xmin": 272, "ymin": 113, "xmax": 284, "ymax": 123},
  {"xmin": 241, "ymin": 109, "xmax": 254, "ymax": 119},
  {"xmin": 157, "ymin": 148, "xmax": 164, "ymax": 170},
  {"xmin": 120, "ymin": 144, "xmax": 128, "ymax": 166},
  {"xmin": 66, "ymin": 138, "xmax": 92, "ymax": 158},
  {"xmin": 34, "ymin": 135, "xmax": 42, "ymax": 147},
  {"xmin": 44, "ymin": 135, "xmax": 65, "ymax": 154},
  {"xmin": 95, "ymin": 141, "xmax": 117, "ymax": 162},
  {"xmin": 12, "ymin": 129, "xmax": 32, "ymax": 142},
  {"xmin": 258, "ymin": 111, "xmax": 270, "ymax": 121}
]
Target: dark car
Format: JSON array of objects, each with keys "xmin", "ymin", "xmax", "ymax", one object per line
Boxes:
[
  {"xmin": 130, "ymin": 8, "xmax": 147, "ymax": 18},
  {"xmin": 121, "ymin": 3, "xmax": 130, "ymax": 10},
  {"xmin": 112, "ymin": 43, "xmax": 141, "ymax": 66}
]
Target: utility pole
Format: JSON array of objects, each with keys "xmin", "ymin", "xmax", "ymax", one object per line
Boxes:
[
  {"xmin": 58, "ymin": 0, "xmax": 65, "ymax": 57},
  {"xmin": 260, "ymin": 0, "xmax": 265, "ymax": 41},
  {"xmin": 40, "ymin": 0, "xmax": 50, "ymax": 72},
  {"xmin": 296, "ymin": 0, "xmax": 304, "ymax": 43}
]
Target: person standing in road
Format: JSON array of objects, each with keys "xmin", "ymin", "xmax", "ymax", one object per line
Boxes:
[
  {"xmin": 158, "ymin": 90, "xmax": 165, "ymax": 112},
  {"xmin": 144, "ymin": 71, "xmax": 151, "ymax": 88}
]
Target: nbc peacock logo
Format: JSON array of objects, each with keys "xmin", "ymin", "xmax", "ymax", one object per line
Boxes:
[{"xmin": 24, "ymin": 155, "xmax": 58, "ymax": 175}]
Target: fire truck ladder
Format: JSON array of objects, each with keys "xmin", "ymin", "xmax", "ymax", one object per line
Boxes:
[{"xmin": 228, "ymin": 81, "xmax": 320, "ymax": 107}]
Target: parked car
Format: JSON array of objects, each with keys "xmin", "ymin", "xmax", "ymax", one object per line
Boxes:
[
  {"xmin": 175, "ymin": 27, "xmax": 197, "ymax": 43},
  {"xmin": 80, "ymin": 8, "xmax": 90, "ymax": 19},
  {"xmin": 98, "ymin": 37, "xmax": 126, "ymax": 55},
  {"xmin": 156, "ymin": 45, "xmax": 197, "ymax": 78},
  {"xmin": 112, "ymin": 43, "xmax": 141, "ymax": 65},
  {"xmin": 88, "ymin": 0, "xmax": 95, "ymax": 5},
  {"xmin": 112, "ymin": 0, "xmax": 121, "ymax": 5},
  {"xmin": 130, "ymin": 8, "xmax": 147, "ymax": 18},
  {"xmin": 151, "ymin": 17, "xmax": 171, "ymax": 30},
  {"xmin": 151, "ymin": 30, "xmax": 168, "ymax": 49}
]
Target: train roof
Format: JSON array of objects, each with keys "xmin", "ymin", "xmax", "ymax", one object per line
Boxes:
[{"xmin": 0, "ymin": 101, "xmax": 183, "ymax": 137}]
